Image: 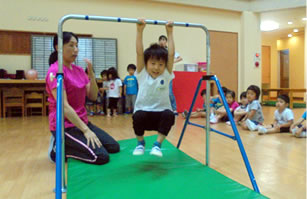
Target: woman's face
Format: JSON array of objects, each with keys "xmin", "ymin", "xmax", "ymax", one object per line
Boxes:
[{"xmin": 63, "ymin": 36, "xmax": 78, "ymax": 65}]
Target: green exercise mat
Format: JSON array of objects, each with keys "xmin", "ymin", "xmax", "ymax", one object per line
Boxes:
[{"xmin": 67, "ymin": 136, "xmax": 268, "ymax": 199}]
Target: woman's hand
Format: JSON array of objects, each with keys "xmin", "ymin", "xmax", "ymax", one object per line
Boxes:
[
  {"xmin": 84, "ymin": 129, "xmax": 102, "ymax": 149},
  {"xmin": 85, "ymin": 58, "xmax": 95, "ymax": 79}
]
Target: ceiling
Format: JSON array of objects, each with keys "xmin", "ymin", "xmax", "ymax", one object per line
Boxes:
[
  {"xmin": 261, "ymin": 7, "xmax": 306, "ymax": 39},
  {"xmin": 151, "ymin": 0, "xmax": 306, "ymax": 40}
]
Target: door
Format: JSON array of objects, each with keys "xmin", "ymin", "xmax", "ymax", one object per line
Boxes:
[
  {"xmin": 280, "ymin": 49, "xmax": 289, "ymax": 88},
  {"xmin": 210, "ymin": 31, "xmax": 238, "ymax": 99}
]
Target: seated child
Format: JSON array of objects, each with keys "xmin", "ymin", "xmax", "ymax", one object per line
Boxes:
[
  {"xmin": 226, "ymin": 91, "xmax": 248, "ymax": 125},
  {"xmin": 290, "ymin": 111, "xmax": 306, "ymax": 138},
  {"xmin": 258, "ymin": 95, "xmax": 294, "ymax": 135},
  {"xmin": 209, "ymin": 87, "xmax": 228, "ymax": 123},
  {"xmin": 182, "ymin": 89, "xmax": 207, "ymax": 118},
  {"xmin": 211, "ymin": 90, "xmax": 239, "ymax": 124},
  {"xmin": 241, "ymin": 85, "xmax": 264, "ymax": 131}
]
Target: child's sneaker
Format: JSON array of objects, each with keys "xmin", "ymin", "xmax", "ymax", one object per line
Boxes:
[
  {"xmin": 182, "ymin": 110, "xmax": 188, "ymax": 118},
  {"xmin": 150, "ymin": 146, "xmax": 163, "ymax": 157},
  {"xmin": 245, "ymin": 119, "xmax": 258, "ymax": 131},
  {"xmin": 258, "ymin": 126, "xmax": 268, "ymax": 135},
  {"xmin": 133, "ymin": 145, "xmax": 145, "ymax": 156},
  {"xmin": 210, "ymin": 116, "xmax": 218, "ymax": 124},
  {"xmin": 291, "ymin": 128, "xmax": 297, "ymax": 136},
  {"xmin": 226, "ymin": 121, "xmax": 231, "ymax": 126}
]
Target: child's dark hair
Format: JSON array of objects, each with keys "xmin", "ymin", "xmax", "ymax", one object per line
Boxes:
[
  {"xmin": 226, "ymin": 90, "xmax": 235, "ymax": 99},
  {"xmin": 159, "ymin": 35, "xmax": 167, "ymax": 41},
  {"xmin": 144, "ymin": 43, "xmax": 168, "ymax": 65},
  {"xmin": 247, "ymin": 85, "xmax": 261, "ymax": 100},
  {"xmin": 222, "ymin": 87, "xmax": 228, "ymax": 94},
  {"xmin": 200, "ymin": 89, "xmax": 207, "ymax": 97},
  {"xmin": 107, "ymin": 67, "xmax": 119, "ymax": 80},
  {"xmin": 218, "ymin": 86, "xmax": 228, "ymax": 95},
  {"xmin": 277, "ymin": 94, "xmax": 290, "ymax": 104},
  {"xmin": 49, "ymin": 32, "xmax": 78, "ymax": 66},
  {"xmin": 85, "ymin": 67, "xmax": 95, "ymax": 74},
  {"xmin": 100, "ymin": 70, "xmax": 108, "ymax": 77},
  {"xmin": 240, "ymin": 91, "xmax": 247, "ymax": 99},
  {"xmin": 127, "ymin": 64, "xmax": 136, "ymax": 71}
]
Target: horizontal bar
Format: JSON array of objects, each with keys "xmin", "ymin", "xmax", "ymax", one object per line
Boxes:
[
  {"xmin": 187, "ymin": 121, "xmax": 236, "ymax": 140},
  {"xmin": 60, "ymin": 14, "xmax": 208, "ymax": 29}
]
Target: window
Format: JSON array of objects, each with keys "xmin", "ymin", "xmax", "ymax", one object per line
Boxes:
[{"xmin": 31, "ymin": 35, "xmax": 117, "ymax": 79}]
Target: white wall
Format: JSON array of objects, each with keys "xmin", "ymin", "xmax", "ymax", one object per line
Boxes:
[{"xmin": 0, "ymin": 0, "xmax": 242, "ymax": 79}]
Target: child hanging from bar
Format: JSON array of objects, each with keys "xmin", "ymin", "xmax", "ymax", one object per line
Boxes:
[{"xmin": 132, "ymin": 19, "xmax": 175, "ymax": 157}]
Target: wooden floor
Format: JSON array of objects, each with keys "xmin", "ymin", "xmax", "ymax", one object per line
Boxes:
[{"xmin": 0, "ymin": 107, "xmax": 305, "ymax": 199}]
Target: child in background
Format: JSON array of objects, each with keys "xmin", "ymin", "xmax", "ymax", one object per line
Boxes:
[
  {"xmin": 132, "ymin": 19, "xmax": 175, "ymax": 157},
  {"xmin": 211, "ymin": 90, "xmax": 239, "ymax": 124},
  {"xmin": 290, "ymin": 111, "xmax": 306, "ymax": 138},
  {"xmin": 209, "ymin": 86, "xmax": 228, "ymax": 123},
  {"xmin": 241, "ymin": 85, "xmax": 264, "ymax": 131},
  {"xmin": 258, "ymin": 95, "xmax": 294, "ymax": 135},
  {"xmin": 100, "ymin": 70, "xmax": 109, "ymax": 114},
  {"xmin": 182, "ymin": 89, "xmax": 207, "ymax": 118},
  {"xmin": 106, "ymin": 67, "xmax": 122, "ymax": 117},
  {"xmin": 226, "ymin": 91, "xmax": 248, "ymax": 125},
  {"xmin": 100, "ymin": 70, "xmax": 108, "ymax": 115},
  {"xmin": 123, "ymin": 64, "xmax": 138, "ymax": 114}
]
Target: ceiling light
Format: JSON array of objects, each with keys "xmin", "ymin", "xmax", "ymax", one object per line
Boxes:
[
  {"xmin": 260, "ymin": 21, "xmax": 279, "ymax": 31},
  {"xmin": 288, "ymin": 34, "xmax": 293, "ymax": 38},
  {"xmin": 293, "ymin": 29, "xmax": 299, "ymax": 33},
  {"xmin": 303, "ymin": 17, "xmax": 307, "ymax": 21},
  {"xmin": 288, "ymin": 21, "xmax": 293, "ymax": 25}
]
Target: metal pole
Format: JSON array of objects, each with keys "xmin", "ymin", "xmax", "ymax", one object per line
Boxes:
[
  {"xmin": 56, "ymin": 15, "xmax": 211, "ymax": 199},
  {"xmin": 55, "ymin": 75, "xmax": 64, "ymax": 199},
  {"xmin": 177, "ymin": 78, "xmax": 203, "ymax": 148},
  {"xmin": 213, "ymin": 76, "xmax": 260, "ymax": 193}
]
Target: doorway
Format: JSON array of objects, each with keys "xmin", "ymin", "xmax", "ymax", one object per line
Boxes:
[{"xmin": 279, "ymin": 49, "xmax": 289, "ymax": 88}]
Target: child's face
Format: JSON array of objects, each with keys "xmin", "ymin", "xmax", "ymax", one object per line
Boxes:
[
  {"xmin": 102, "ymin": 74, "xmax": 107, "ymax": 81},
  {"xmin": 276, "ymin": 98, "xmax": 288, "ymax": 110},
  {"xmin": 202, "ymin": 94, "xmax": 206, "ymax": 102},
  {"xmin": 128, "ymin": 68, "xmax": 135, "ymax": 76},
  {"xmin": 146, "ymin": 57, "xmax": 166, "ymax": 79},
  {"xmin": 159, "ymin": 38, "xmax": 167, "ymax": 48},
  {"xmin": 226, "ymin": 94, "xmax": 234, "ymax": 104},
  {"xmin": 240, "ymin": 97, "xmax": 248, "ymax": 106},
  {"xmin": 108, "ymin": 74, "xmax": 112, "ymax": 79},
  {"xmin": 247, "ymin": 90, "xmax": 257, "ymax": 103}
]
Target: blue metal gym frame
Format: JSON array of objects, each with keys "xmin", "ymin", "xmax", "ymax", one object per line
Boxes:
[{"xmin": 55, "ymin": 14, "xmax": 259, "ymax": 199}]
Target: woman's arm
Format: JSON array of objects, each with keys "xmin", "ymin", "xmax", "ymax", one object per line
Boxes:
[
  {"xmin": 51, "ymin": 89, "xmax": 102, "ymax": 149},
  {"xmin": 85, "ymin": 59, "xmax": 98, "ymax": 101}
]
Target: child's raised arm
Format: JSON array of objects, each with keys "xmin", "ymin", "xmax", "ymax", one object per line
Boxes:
[
  {"xmin": 136, "ymin": 19, "xmax": 146, "ymax": 73},
  {"xmin": 166, "ymin": 21, "xmax": 175, "ymax": 73}
]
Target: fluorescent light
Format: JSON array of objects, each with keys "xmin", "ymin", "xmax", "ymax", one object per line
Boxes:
[
  {"xmin": 288, "ymin": 21, "xmax": 293, "ymax": 25},
  {"xmin": 303, "ymin": 17, "xmax": 307, "ymax": 21},
  {"xmin": 293, "ymin": 29, "xmax": 299, "ymax": 33},
  {"xmin": 288, "ymin": 34, "xmax": 293, "ymax": 37},
  {"xmin": 260, "ymin": 21, "xmax": 279, "ymax": 31}
]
